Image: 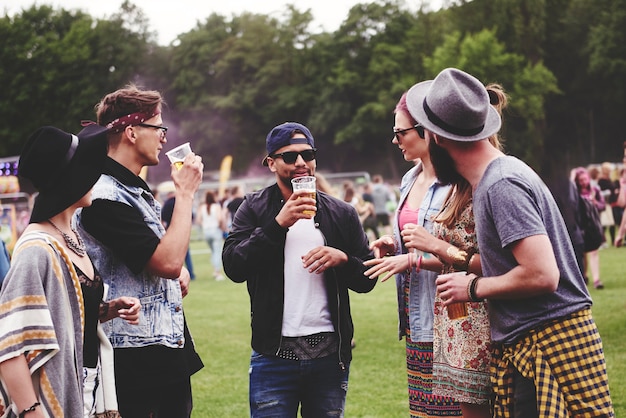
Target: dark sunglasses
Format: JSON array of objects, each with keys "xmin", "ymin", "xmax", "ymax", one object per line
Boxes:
[
  {"xmin": 393, "ymin": 123, "xmax": 424, "ymax": 140},
  {"xmin": 137, "ymin": 123, "xmax": 168, "ymax": 136},
  {"xmin": 270, "ymin": 149, "xmax": 317, "ymax": 164}
]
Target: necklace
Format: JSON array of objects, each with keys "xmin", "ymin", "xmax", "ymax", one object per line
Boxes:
[{"xmin": 47, "ymin": 220, "xmax": 86, "ymax": 257}]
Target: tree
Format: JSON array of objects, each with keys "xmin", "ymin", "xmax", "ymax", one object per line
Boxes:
[{"xmin": 0, "ymin": 2, "xmax": 154, "ymax": 156}]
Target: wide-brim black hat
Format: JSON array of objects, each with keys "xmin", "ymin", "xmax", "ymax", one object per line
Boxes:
[{"xmin": 19, "ymin": 124, "xmax": 109, "ymax": 223}]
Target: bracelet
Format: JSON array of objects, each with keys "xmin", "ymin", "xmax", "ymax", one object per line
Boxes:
[
  {"xmin": 467, "ymin": 275, "xmax": 483, "ymax": 302},
  {"xmin": 19, "ymin": 402, "xmax": 40, "ymax": 418},
  {"xmin": 446, "ymin": 246, "xmax": 469, "ymax": 271},
  {"xmin": 415, "ymin": 254, "xmax": 423, "ymax": 273},
  {"xmin": 463, "ymin": 251, "xmax": 477, "ymax": 272}
]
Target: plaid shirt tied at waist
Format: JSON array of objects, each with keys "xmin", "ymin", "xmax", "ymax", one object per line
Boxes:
[{"xmin": 490, "ymin": 308, "xmax": 614, "ymax": 418}]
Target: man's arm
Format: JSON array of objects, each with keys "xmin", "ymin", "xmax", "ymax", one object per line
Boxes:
[
  {"xmin": 471, "ymin": 235, "xmax": 559, "ymax": 300},
  {"xmin": 146, "ymin": 153, "xmax": 202, "ymax": 278},
  {"xmin": 436, "ymin": 234, "xmax": 559, "ymax": 303}
]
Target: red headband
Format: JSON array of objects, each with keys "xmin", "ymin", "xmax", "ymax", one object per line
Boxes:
[{"xmin": 105, "ymin": 111, "xmax": 160, "ymax": 133}]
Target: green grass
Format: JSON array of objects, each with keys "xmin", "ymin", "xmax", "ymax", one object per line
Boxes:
[{"xmin": 184, "ymin": 240, "xmax": 626, "ymax": 417}]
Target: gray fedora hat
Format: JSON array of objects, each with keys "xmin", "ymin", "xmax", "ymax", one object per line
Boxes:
[{"xmin": 406, "ymin": 68, "xmax": 501, "ymax": 142}]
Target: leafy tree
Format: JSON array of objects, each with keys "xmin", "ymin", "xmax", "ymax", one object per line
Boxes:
[{"xmin": 0, "ymin": 2, "xmax": 153, "ymax": 156}]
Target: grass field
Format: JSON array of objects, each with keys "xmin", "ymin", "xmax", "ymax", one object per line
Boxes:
[{"xmin": 184, "ymin": 240, "xmax": 626, "ymax": 417}]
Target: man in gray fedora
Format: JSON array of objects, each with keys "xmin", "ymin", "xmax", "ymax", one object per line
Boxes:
[{"xmin": 406, "ymin": 68, "xmax": 613, "ymax": 417}]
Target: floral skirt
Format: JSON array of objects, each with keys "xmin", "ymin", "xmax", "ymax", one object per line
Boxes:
[{"xmin": 432, "ymin": 295, "xmax": 492, "ymax": 404}]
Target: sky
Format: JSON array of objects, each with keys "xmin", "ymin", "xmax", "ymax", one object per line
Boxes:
[{"xmin": 4, "ymin": 0, "xmax": 442, "ymax": 45}]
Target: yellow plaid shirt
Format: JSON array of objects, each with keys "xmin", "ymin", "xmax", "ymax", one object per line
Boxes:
[{"xmin": 491, "ymin": 309, "xmax": 614, "ymax": 417}]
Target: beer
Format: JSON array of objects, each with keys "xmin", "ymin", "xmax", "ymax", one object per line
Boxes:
[
  {"xmin": 165, "ymin": 142, "xmax": 192, "ymax": 170},
  {"xmin": 300, "ymin": 191, "xmax": 316, "ymax": 215},
  {"xmin": 291, "ymin": 176, "xmax": 317, "ymax": 215},
  {"xmin": 447, "ymin": 301, "xmax": 468, "ymax": 320}
]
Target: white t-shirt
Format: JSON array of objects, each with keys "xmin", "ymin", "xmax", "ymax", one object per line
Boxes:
[
  {"xmin": 199, "ymin": 203, "xmax": 221, "ymax": 233},
  {"xmin": 282, "ymin": 218, "xmax": 334, "ymax": 336}
]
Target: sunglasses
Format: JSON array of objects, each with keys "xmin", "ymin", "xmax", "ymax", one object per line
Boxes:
[
  {"xmin": 270, "ymin": 149, "xmax": 317, "ymax": 164},
  {"xmin": 393, "ymin": 123, "xmax": 425, "ymax": 140},
  {"xmin": 137, "ymin": 123, "xmax": 168, "ymax": 137}
]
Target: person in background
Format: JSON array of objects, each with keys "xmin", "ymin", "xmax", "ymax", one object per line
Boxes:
[
  {"xmin": 598, "ymin": 162, "xmax": 620, "ymax": 246},
  {"xmin": 0, "ymin": 125, "xmax": 140, "ymax": 418},
  {"xmin": 365, "ymin": 90, "xmax": 459, "ymax": 417},
  {"xmin": 360, "ymin": 181, "xmax": 379, "ymax": 240},
  {"xmin": 197, "ymin": 190, "xmax": 226, "ymax": 280},
  {"xmin": 0, "ymin": 232, "xmax": 9, "ymax": 289},
  {"xmin": 315, "ymin": 172, "xmax": 336, "ymax": 196},
  {"xmin": 222, "ymin": 121, "xmax": 376, "ymax": 417},
  {"xmin": 614, "ymin": 142, "xmax": 626, "ymax": 246},
  {"xmin": 162, "ymin": 189, "xmax": 196, "ymax": 280},
  {"xmin": 76, "ymin": 84, "xmax": 204, "ymax": 417},
  {"xmin": 546, "ymin": 174, "xmax": 586, "ymax": 278},
  {"xmin": 573, "ymin": 166, "xmax": 606, "ymax": 289},
  {"xmin": 370, "ymin": 174, "xmax": 396, "ymax": 236},
  {"xmin": 224, "ymin": 184, "xmax": 246, "ymax": 233},
  {"xmin": 419, "ymin": 67, "xmax": 613, "ymax": 416}
]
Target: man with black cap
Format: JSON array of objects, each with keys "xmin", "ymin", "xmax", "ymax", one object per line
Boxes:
[
  {"xmin": 406, "ymin": 68, "xmax": 613, "ymax": 416},
  {"xmin": 222, "ymin": 122, "xmax": 376, "ymax": 417}
]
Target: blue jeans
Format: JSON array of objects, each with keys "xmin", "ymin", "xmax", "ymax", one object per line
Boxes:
[{"xmin": 249, "ymin": 350, "xmax": 350, "ymax": 417}]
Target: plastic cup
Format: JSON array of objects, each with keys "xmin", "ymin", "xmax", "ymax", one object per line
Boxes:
[
  {"xmin": 447, "ymin": 302, "xmax": 468, "ymax": 320},
  {"xmin": 165, "ymin": 142, "xmax": 192, "ymax": 170},
  {"xmin": 291, "ymin": 176, "xmax": 316, "ymax": 215}
]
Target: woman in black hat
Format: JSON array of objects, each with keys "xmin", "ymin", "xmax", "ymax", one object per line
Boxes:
[{"xmin": 0, "ymin": 125, "xmax": 141, "ymax": 418}]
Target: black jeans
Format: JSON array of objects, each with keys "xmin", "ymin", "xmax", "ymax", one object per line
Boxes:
[
  {"xmin": 116, "ymin": 378, "xmax": 193, "ymax": 418},
  {"xmin": 512, "ymin": 368, "xmax": 538, "ymax": 418}
]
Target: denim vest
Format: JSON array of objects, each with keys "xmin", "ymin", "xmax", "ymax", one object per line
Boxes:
[
  {"xmin": 394, "ymin": 164, "xmax": 451, "ymax": 342},
  {"xmin": 76, "ymin": 174, "xmax": 185, "ymax": 349}
]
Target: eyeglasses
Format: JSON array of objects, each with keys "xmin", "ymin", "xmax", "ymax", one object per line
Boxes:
[
  {"xmin": 270, "ymin": 149, "xmax": 317, "ymax": 164},
  {"xmin": 137, "ymin": 123, "xmax": 168, "ymax": 137},
  {"xmin": 393, "ymin": 124, "xmax": 424, "ymax": 140}
]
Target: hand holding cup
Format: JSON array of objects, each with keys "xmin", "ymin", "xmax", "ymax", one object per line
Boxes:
[
  {"xmin": 291, "ymin": 176, "xmax": 317, "ymax": 216},
  {"xmin": 165, "ymin": 142, "xmax": 192, "ymax": 170}
]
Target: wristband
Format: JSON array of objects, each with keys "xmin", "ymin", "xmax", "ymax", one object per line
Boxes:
[
  {"xmin": 467, "ymin": 276, "xmax": 483, "ymax": 302},
  {"xmin": 415, "ymin": 254, "xmax": 423, "ymax": 273},
  {"xmin": 464, "ymin": 252, "xmax": 477, "ymax": 272},
  {"xmin": 19, "ymin": 402, "xmax": 40, "ymax": 418},
  {"xmin": 446, "ymin": 246, "xmax": 469, "ymax": 270}
]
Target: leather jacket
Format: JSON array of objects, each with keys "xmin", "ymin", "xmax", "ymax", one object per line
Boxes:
[{"xmin": 222, "ymin": 183, "xmax": 376, "ymax": 366}]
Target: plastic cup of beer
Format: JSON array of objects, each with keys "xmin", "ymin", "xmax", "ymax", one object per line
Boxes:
[
  {"xmin": 291, "ymin": 176, "xmax": 316, "ymax": 215},
  {"xmin": 165, "ymin": 142, "xmax": 192, "ymax": 170},
  {"xmin": 447, "ymin": 301, "xmax": 468, "ymax": 320}
]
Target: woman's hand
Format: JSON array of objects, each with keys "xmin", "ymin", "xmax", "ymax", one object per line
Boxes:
[
  {"xmin": 363, "ymin": 254, "xmax": 410, "ymax": 282},
  {"xmin": 115, "ymin": 297, "xmax": 141, "ymax": 324},
  {"xmin": 100, "ymin": 297, "xmax": 141, "ymax": 324},
  {"xmin": 369, "ymin": 235, "xmax": 395, "ymax": 258},
  {"xmin": 401, "ymin": 223, "xmax": 435, "ymax": 253}
]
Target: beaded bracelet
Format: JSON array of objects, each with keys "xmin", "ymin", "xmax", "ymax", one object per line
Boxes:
[
  {"xmin": 19, "ymin": 402, "xmax": 40, "ymax": 418},
  {"xmin": 467, "ymin": 275, "xmax": 483, "ymax": 302}
]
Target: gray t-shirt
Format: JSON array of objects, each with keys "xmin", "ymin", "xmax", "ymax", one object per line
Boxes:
[{"xmin": 473, "ymin": 156, "xmax": 591, "ymax": 344}]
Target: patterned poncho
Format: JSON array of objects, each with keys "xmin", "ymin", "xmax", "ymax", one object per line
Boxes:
[{"xmin": 0, "ymin": 232, "xmax": 84, "ymax": 418}]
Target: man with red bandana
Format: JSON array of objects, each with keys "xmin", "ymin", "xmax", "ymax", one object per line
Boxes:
[{"xmin": 77, "ymin": 84, "xmax": 205, "ymax": 417}]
